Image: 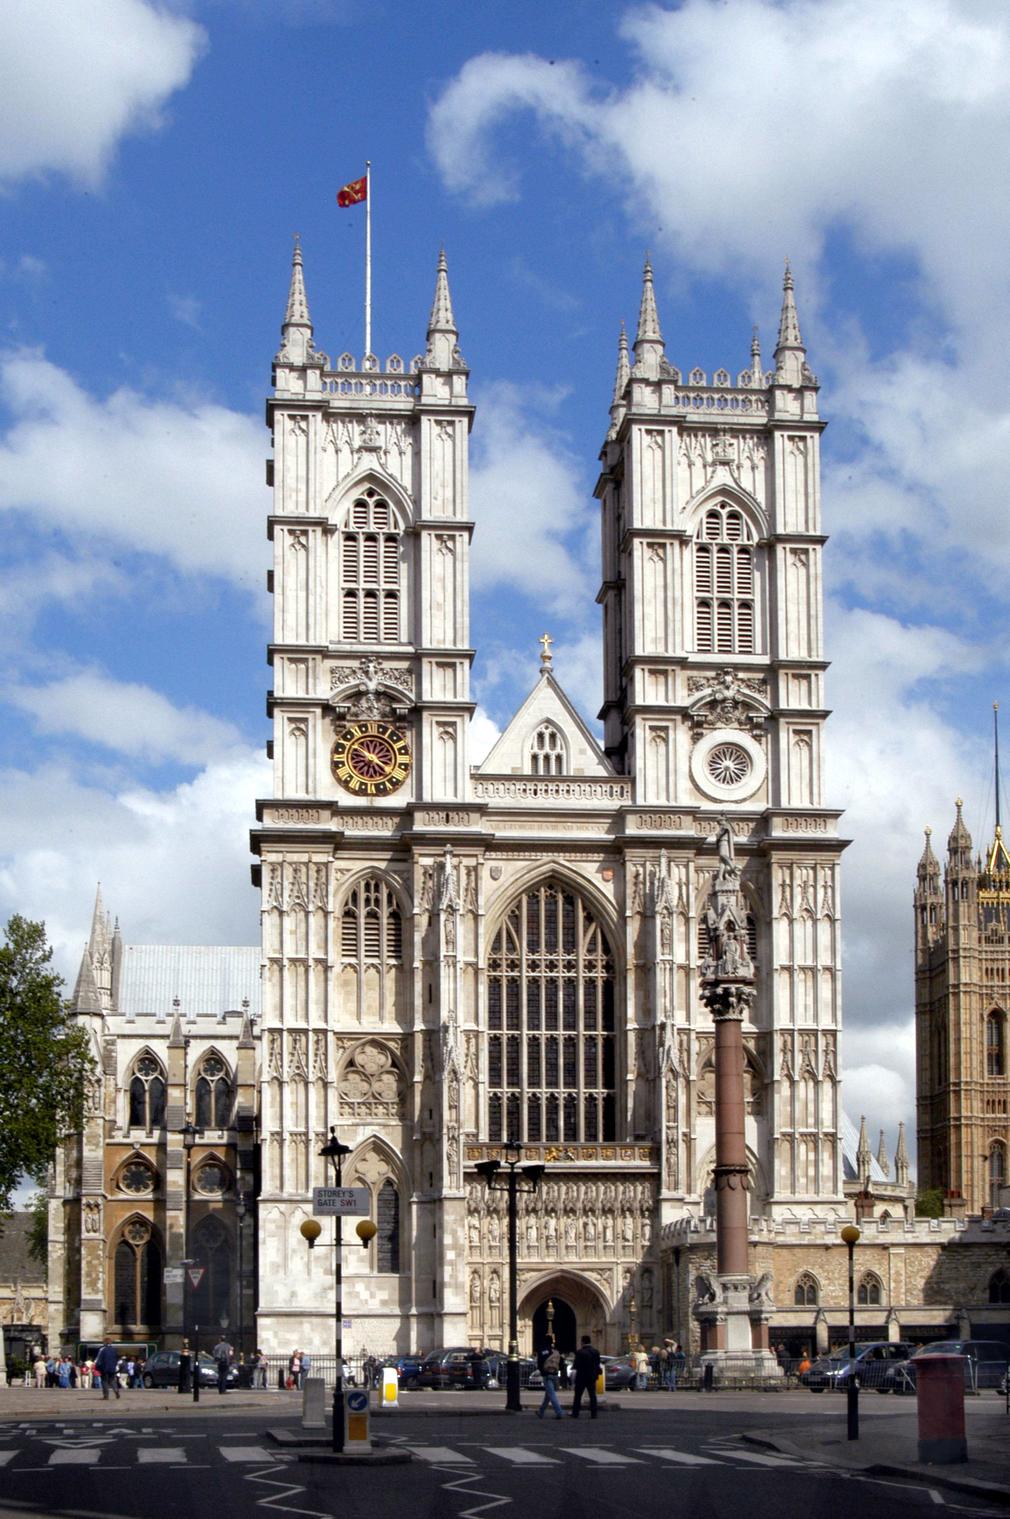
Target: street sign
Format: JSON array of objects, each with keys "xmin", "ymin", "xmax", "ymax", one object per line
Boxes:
[
  {"xmin": 311, "ymin": 1186, "xmax": 370, "ymax": 1216},
  {"xmin": 163, "ymin": 1268, "xmax": 184, "ymax": 1284},
  {"xmin": 187, "ymin": 1266, "xmax": 205, "ymax": 1290}
]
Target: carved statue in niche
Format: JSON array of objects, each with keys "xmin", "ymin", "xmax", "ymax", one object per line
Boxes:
[
  {"xmin": 564, "ymin": 1214, "xmax": 577, "ymax": 1250},
  {"xmin": 526, "ymin": 1213, "xmax": 538, "ymax": 1252},
  {"xmin": 642, "ymin": 1214, "xmax": 652, "ymax": 1247},
  {"xmin": 603, "ymin": 1213, "xmax": 614, "ymax": 1246},
  {"xmin": 641, "ymin": 1269, "xmax": 654, "ymax": 1310},
  {"xmin": 488, "ymin": 1211, "xmax": 501, "ymax": 1249},
  {"xmin": 489, "ymin": 1272, "xmax": 501, "ymax": 1325},
  {"xmin": 622, "ymin": 1212, "xmax": 635, "ymax": 1245},
  {"xmin": 468, "ymin": 1214, "xmax": 480, "ymax": 1249},
  {"xmin": 470, "ymin": 1271, "xmax": 481, "ymax": 1305},
  {"xmin": 584, "ymin": 1212, "xmax": 597, "ymax": 1248},
  {"xmin": 545, "ymin": 1212, "xmax": 558, "ymax": 1248}
]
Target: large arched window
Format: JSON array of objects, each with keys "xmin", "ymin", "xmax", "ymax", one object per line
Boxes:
[
  {"xmin": 341, "ymin": 879, "xmax": 403, "ymax": 963},
  {"xmin": 192, "ymin": 1215, "xmax": 231, "ymax": 1328},
  {"xmin": 195, "ymin": 1053, "xmax": 233, "ymax": 1129},
  {"xmin": 128, "ymin": 1054, "xmax": 166, "ymax": 1132},
  {"xmin": 793, "ymin": 1272, "xmax": 819, "ymax": 1307},
  {"xmin": 530, "ymin": 724, "xmax": 567, "ymax": 776},
  {"xmin": 857, "ymin": 1272, "xmax": 883, "ymax": 1306},
  {"xmin": 486, "ymin": 883, "xmax": 616, "ymax": 1144},
  {"xmin": 694, "ymin": 504, "xmax": 757, "ymax": 654},
  {"xmin": 986, "ymin": 1012, "xmax": 1005, "ymax": 1077},
  {"xmin": 989, "ymin": 1140, "xmax": 1007, "ymax": 1210},
  {"xmin": 989, "ymin": 1267, "xmax": 1010, "ymax": 1304},
  {"xmin": 340, "ymin": 488, "xmax": 400, "ymax": 643},
  {"xmin": 112, "ymin": 1219, "xmax": 161, "ymax": 1331}
]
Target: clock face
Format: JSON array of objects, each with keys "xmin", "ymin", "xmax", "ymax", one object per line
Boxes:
[{"xmin": 331, "ymin": 720, "xmax": 411, "ymax": 797}]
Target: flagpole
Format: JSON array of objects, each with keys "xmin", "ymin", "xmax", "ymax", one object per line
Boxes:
[{"xmin": 365, "ymin": 160, "xmax": 372, "ymax": 358}]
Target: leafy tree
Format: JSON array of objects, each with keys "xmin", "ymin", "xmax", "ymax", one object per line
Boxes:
[
  {"xmin": 27, "ymin": 1189, "xmax": 48, "ymax": 1269},
  {"xmin": 0, "ymin": 916, "xmax": 96, "ymax": 1216},
  {"xmin": 915, "ymin": 1187, "xmax": 944, "ymax": 1218}
]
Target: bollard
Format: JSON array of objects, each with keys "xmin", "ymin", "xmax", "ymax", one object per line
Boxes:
[
  {"xmin": 302, "ymin": 1377, "xmax": 326, "ymax": 1429},
  {"xmin": 917, "ymin": 1355, "xmax": 967, "ymax": 1465},
  {"xmin": 596, "ymin": 1368, "xmax": 605, "ymax": 1397},
  {"xmin": 703, "ymin": 1361, "xmax": 715, "ymax": 1393},
  {"xmin": 381, "ymin": 1366, "xmax": 399, "ymax": 1409},
  {"xmin": 344, "ymin": 1387, "xmax": 371, "ymax": 1452}
]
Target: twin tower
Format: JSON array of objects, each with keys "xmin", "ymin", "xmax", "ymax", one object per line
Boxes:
[{"xmin": 250, "ymin": 242, "xmax": 846, "ymax": 1354}]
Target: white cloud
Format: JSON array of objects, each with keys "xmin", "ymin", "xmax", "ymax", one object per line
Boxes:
[
  {"xmin": 168, "ymin": 292, "xmax": 202, "ymax": 330},
  {"xmin": 3, "ymin": 669, "xmax": 245, "ymax": 766},
  {"xmin": 0, "ymin": 0, "xmax": 205, "ymax": 188},
  {"xmin": 469, "ymin": 706, "xmax": 501, "ymax": 765},
  {"xmin": 469, "ymin": 381, "xmax": 595, "ymax": 610},
  {"xmin": 0, "ymin": 350, "xmax": 266, "ymax": 589},
  {"xmin": 0, "ymin": 749, "xmax": 269, "ymax": 987}
]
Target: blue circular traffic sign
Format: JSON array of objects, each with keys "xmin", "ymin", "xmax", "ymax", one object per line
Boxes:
[{"xmin": 347, "ymin": 1390, "xmax": 368, "ymax": 1412}]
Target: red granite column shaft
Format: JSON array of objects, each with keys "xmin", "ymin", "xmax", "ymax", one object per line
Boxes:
[{"xmin": 714, "ymin": 1003, "xmax": 749, "ymax": 1278}]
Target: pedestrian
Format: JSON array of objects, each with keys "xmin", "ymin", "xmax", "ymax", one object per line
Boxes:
[
  {"xmin": 570, "ymin": 1334, "xmax": 601, "ymax": 1419},
  {"xmin": 535, "ymin": 1335, "xmax": 565, "ymax": 1419},
  {"xmin": 663, "ymin": 1338, "xmax": 678, "ymax": 1390},
  {"xmin": 288, "ymin": 1349, "xmax": 301, "ymax": 1389},
  {"xmin": 254, "ymin": 1348, "xmax": 268, "ymax": 1389},
  {"xmin": 95, "ymin": 1337, "xmax": 121, "ymax": 1401},
  {"xmin": 299, "ymin": 1350, "xmax": 311, "ymax": 1389},
  {"xmin": 633, "ymin": 1344, "xmax": 649, "ymax": 1390},
  {"xmin": 212, "ymin": 1335, "xmax": 233, "ymax": 1394},
  {"xmin": 33, "ymin": 1355, "xmax": 46, "ymax": 1389}
]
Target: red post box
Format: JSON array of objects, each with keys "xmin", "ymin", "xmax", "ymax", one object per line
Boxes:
[{"xmin": 917, "ymin": 1354, "xmax": 967, "ymax": 1465}]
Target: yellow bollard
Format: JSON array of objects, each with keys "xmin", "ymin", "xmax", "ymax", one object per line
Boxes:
[
  {"xmin": 596, "ymin": 1369, "xmax": 605, "ymax": 1396},
  {"xmin": 381, "ymin": 1366, "xmax": 399, "ymax": 1408}
]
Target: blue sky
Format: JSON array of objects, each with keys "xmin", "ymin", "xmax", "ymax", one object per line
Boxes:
[{"xmin": 2, "ymin": 0, "xmax": 1009, "ymax": 1170}]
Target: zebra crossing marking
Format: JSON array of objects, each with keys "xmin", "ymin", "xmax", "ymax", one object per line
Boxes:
[
  {"xmin": 483, "ymin": 1447, "xmax": 560, "ymax": 1465},
  {"xmin": 567, "ymin": 1447, "xmax": 642, "ymax": 1465},
  {"xmin": 48, "ymin": 1449, "xmax": 101, "ymax": 1465},
  {"xmin": 637, "ymin": 1447, "xmax": 723, "ymax": 1465},
  {"xmin": 406, "ymin": 1445, "xmax": 475, "ymax": 1464},
  {"xmin": 137, "ymin": 1447, "xmax": 186, "ymax": 1463},
  {"xmin": 219, "ymin": 1446, "xmax": 279, "ymax": 1463}
]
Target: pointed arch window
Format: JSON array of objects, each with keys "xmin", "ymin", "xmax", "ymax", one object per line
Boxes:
[
  {"xmin": 793, "ymin": 1272, "xmax": 819, "ymax": 1306},
  {"xmin": 341, "ymin": 879, "xmax": 402, "ymax": 963},
  {"xmin": 530, "ymin": 724, "xmax": 567, "ymax": 776},
  {"xmin": 857, "ymin": 1272, "xmax": 883, "ymax": 1306},
  {"xmin": 112, "ymin": 1219, "xmax": 161, "ymax": 1331},
  {"xmin": 192, "ymin": 1215, "xmax": 231, "ymax": 1327},
  {"xmin": 195, "ymin": 1053, "xmax": 233, "ymax": 1129},
  {"xmin": 376, "ymin": 1178, "xmax": 401, "ymax": 1273},
  {"xmin": 989, "ymin": 1140, "xmax": 1007, "ymax": 1210},
  {"xmin": 128, "ymin": 1054, "xmax": 166, "ymax": 1133},
  {"xmin": 986, "ymin": 1012, "xmax": 1005, "ymax": 1077},
  {"xmin": 693, "ymin": 504, "xmax": 758, "ymax": 654},
  {"xmin": 340, "ymin": 488, "xmax": 401, "ymax": 643},
  {"xmin": 487, "ymin": 883, "xmax": 616, "ymax": 1143},
  {"xmin": 989, "ymin": 1267, "xmax": 1010, "ymax": 1304}
]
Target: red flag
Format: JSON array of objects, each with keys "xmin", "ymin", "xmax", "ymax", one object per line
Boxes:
[{"xmin": 337, "ymin": 175, "xmax": 367, "ymax": 207}]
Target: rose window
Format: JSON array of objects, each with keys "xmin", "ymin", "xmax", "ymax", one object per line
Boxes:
[
  {"xmin": 194, "ymin": 1162, "xmax": 229, "ymax": 1195},
  {"xmin": 706, "ymin": 743, "xmax": 751, "ymax": 786},
  {"xmin": 120, "ymin": 1161, "xmax": 155, "ymax": 1194}
]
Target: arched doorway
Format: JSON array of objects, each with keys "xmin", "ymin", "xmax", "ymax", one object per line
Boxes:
[
  {"xmin": 518, "ymin": 1272, "xmax": 609, "ymax": 1354},
  {"xmin": 531, "ymin": 1296, "xmax": 577, "ymax": 1354}
]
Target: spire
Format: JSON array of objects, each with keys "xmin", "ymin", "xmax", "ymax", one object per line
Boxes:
[
  {"xmin": 632, "ymin": 256, "xmax": 666, "ymax": 380},
  {"xmin": 606, "ymin": 323, "xmax": 630, "ymax": 440},
  {"xmin": 87, "ymin": 883, "xmax": 107, "ymax": 957},
  {"xmin": 995, "ymin": 702, "xmax": 1002, "ymax": 835},
  {"xmin": 71, "ymin": 945, "xmax": 102, "ymax": 1016},
  {"xmin": 917, "ymin": 826, "xmax": 941, "ymax": 887},
  {"xmin": 856, "ymin": 1113, "xmax": 872, "ymax": 1188},
  {"xmin": 750, "ymin": 325, "xmax": 763, "ymax": 382},
  {"xmin": 278, "ymin": 235, "xmax": 314, "ymax": 365},
  {"xmin": 774, "ymin": 259, "xmax": 808, "ymax": 385},
  {"xmin": 876, "ymin": 1129, "xmax": 891, "ymax": 1179},
  {"xmin": 947, "ymin": 797, "xmax": 973, "ymax": 856},
  {"xmin": 894, "ymin": 1122, "xmax": 910, "ymax": 1188},
  {"xmin": 425, "ymin": 247, "xmax": 461, "ymax": 369}
]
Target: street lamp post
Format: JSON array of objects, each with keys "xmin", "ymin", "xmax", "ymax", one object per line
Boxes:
[
  {"xmin": 475, "ymin": 1139, "xmax": 545, "ymax": 1413},
  {"xmin": 299, "ymin": 1128, "xmax": 377, "ymax": 1453},
  {"xmin": 841, "ymin": 1223, "xmax": 861, "ymax": 1440},
  {"xmin": 236, "ymin": 1195, "xmax": 247, "ymax": 1365}
]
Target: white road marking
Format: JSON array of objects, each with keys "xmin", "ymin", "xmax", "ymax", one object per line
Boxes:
[
  {"xmin": 137, "ymin": 1448, "xmax": 186, "ymax": 1463},
  {"xmin": 484, "ymin": 1447, "xmax": 560, "ymax": 1465},
  {"xmin": 219, "ymin": 1446, "xmax": 278, "ymax": 1463},
  {"xmin": 637, "ymin": 1447, "xmax": 723, "ymax": 1465},
  {"xmin": 406, "ymin": 1445, "xmax": 475, "ymax": 1464},
  {"xmin": 48, "ymin": 1449, "xmax": 102, "ymax": 1464},
  {"xmin": 0, "ymin": 1452, "xmax": 15, "ymax": 1466},
  {"xmin": 567, "ymin": 1447, "xmax": 642, "ymax": 1465},
  {"xmin": 717, "ymin": 1450, "xmax": 802, "ymax": 1467}
]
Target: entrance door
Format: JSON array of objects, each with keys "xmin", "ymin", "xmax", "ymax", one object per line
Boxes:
[{"xmin": 531, "ymin": 1296, "xmax": 577, "ymax": 1353}]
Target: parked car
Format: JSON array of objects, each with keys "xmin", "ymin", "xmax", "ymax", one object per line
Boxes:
[
  {"xmin": 804, "ymin": 1342, "xmax": 913, "ymax": 1392},
  {"xmin": 603, "ymin": 1355, "xmax": 639, "ymax": 1390},
  {"xmin": 883, "ymin": 1340, "xmax": 1010, "ymax": 1395},
  {"xmin": 371, "ymin": 1353, "xmax": 423, "ymax": 1390},
  {"xmin": 483, "ymin": 1352, "xmax": 536, "ymax": 1388},
  {"xmin": 415, "ymin": 1348, "xmax": 493, "ymax": 1390},
  {"xmin": 141, "ymin": 1350, "xmax": 238, "ymax": 1389}
]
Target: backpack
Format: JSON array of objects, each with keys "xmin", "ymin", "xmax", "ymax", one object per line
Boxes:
[{"xmin": 543, "ymin": 1350, "xmax": 561, "ymax": 1375}]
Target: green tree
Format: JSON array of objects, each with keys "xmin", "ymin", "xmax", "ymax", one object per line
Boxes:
[
  {"xmin": 915, "ymin": 1187, "xmax": 944, "ymax": 1218},
  {"xmin": 0, "ymin": 916, "xmax": 96, "ymax": 1216}
]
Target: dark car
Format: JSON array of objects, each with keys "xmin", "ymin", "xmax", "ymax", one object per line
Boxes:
[
  {"xmin": 142, "ymin": 1350, "xmax": 238, "ymax": 1389},
  {"xmin": 884, "ymin": 1340, "xmax": 1010, "ymax": 1395},
  {"xmin": 416, "ymin": 1348, "xmax": 493, "ymax": 1390},
  {"xmin": 372, "ymin": 1353, "xmax": 424, "ymax": 1390},
  {"xmin": 603, "ymin": 1355, "xmax": 639, "ymax": 1390},
  {"xmin": 804, "ymin": 1341, "xmax": 913, "ymax": 1392},
  {"xmin": 483, "ymin": 1352, "xmax": 536, "ymax": 1388}
]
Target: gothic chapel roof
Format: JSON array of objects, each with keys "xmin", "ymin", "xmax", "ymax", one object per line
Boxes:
[{"xmin": 475, "ymin": 647, "xmax": 613, "ymax": 779}]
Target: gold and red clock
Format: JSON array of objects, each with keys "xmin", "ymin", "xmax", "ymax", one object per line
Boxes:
[{"xmin": 331, "ymin": 720, "xmax": 411, "ymax": 797}]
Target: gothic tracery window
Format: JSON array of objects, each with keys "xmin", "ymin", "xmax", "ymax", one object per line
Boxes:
[
  {"xmin": 857, "ymin": 1272, "xmax": 883, "ymax": 1306},
  {"xmin": 793, "ymin": 1272, "xmax": 819, "ymax": 1306},
  {"xmin": 486, "ymin": 883, "xmax": 616, "ymax": 1144},
  {"xmin": 376, "ymin": 1178, "xmax": 401, "ymax": 1273},
  {"xmin": 341, "ymin": 880, "xmax": 403, "ymax": 963},
  {"xmin": 128, "ymin": 1054, "xmax": 166, "ymax": 1132},
  {"xmin": 113, "ymin": 1219, "xmax": 161, "ymax": 1329},
  {"xmin": 530, "ymin": 724, "xmax": 567, "ymax": 776},
  {"xmin": 195, "ymin": 1053, "xmax": 232, "ymax": 1129},
  {"xmin": 989, "ymin": 1140, "xmax": 1007, "ymax": 1210},
  {"xmin": 340, "ymin": 489, "xmax": 401, "ymax": 643},
  {"xmin": 989, "ymin": 1267, "xmax": 1010, "ymax": 1304},
  {"xmin": 693, "ymin": 505, "xmax": 758, "ymax": 654},
  {"xmin": 192, "ymin": 1215, "xmax": 231, "ymax": 1326}
]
